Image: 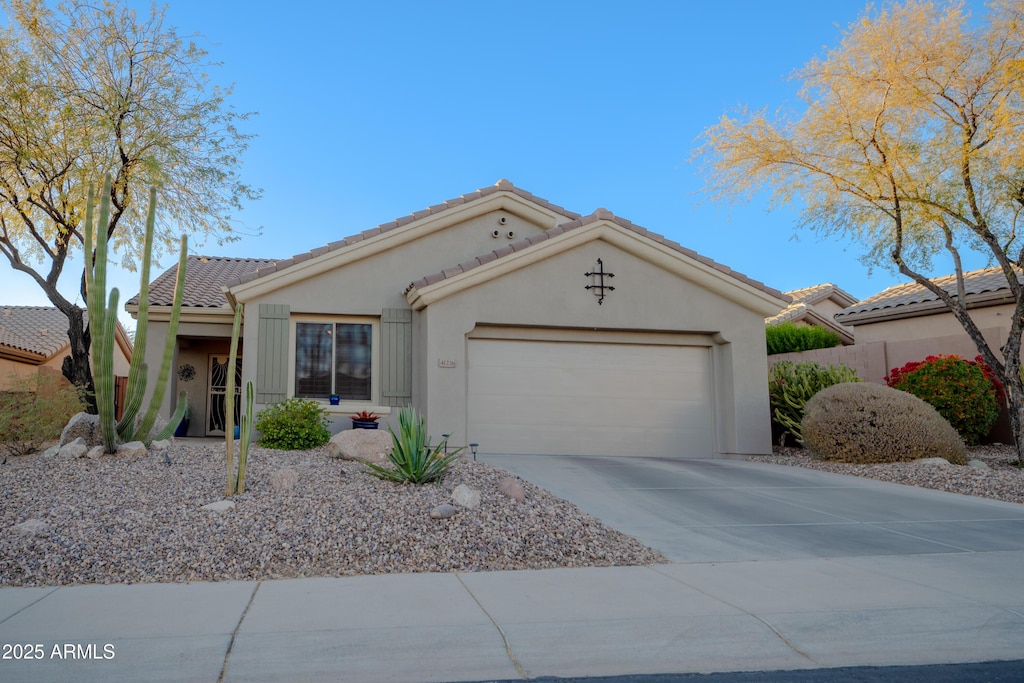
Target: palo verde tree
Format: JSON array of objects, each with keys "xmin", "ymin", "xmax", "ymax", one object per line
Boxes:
[
  {"xmin": 696, "ymin": 0, "xmax": 1024, "ymax": 463},
  {"xmin": 0, "ymin": 0, "xmax": 258, "ymax": 410}
]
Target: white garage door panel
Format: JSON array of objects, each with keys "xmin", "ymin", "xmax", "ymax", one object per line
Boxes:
[{"xmin": 468, "ymin": 339, "xmax": 714, "ymax": 457}]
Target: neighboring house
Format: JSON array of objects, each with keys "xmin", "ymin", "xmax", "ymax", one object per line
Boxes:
[
  {"xmin": 835, "ymin": 266, "xmax": 1016, "ymax": 370},
  {"xmin": 127, "ymin": 180, "xmax": 788, "ymax": 458},
  {"xmin": 765, "ymin": 283, "xmax": 857, "ymax": 345},
  {"xmin": 0, "ymin": 306, "xmax": 132, "ymax": 390}
]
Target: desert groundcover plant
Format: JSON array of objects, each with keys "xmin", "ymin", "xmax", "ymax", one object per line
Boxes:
[{"xmin": 364, "ymin": 406, "xmax": 461, "ymax": 484}]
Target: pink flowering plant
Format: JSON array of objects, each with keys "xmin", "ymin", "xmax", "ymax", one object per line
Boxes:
[{"xmin": 885, "ymin": 355, "xmax": 1000, "ymax": 446}]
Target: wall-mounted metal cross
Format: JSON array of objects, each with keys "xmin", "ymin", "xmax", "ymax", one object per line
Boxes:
[{"xmin": 584, "ymin": 258, "xmax": 615, "ymax": 305}]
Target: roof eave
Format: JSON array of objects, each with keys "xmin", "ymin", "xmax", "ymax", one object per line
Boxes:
[
  {"xmin": 407, "ymin": 221, "xmax": 790, "ymax": 316},
  {"xmin": 228, "ymin": 190, "xmax": 573, "ymax": 302},
  {"xmin": 837, "ymin": 290, "xmax": 1015, "ymax": 326}
]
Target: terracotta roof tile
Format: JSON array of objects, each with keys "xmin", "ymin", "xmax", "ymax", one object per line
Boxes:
[
  {"xmin": 128, "ymin": 256, "xmax": 276, "ymax": 308},
  {"xmin": 836, "ymin": 267, "xmax": 1019, "ymax": 322},
  {"xmin": 0, "ymin": 306, "xmax": 76, "ymax": 359},
  {"xmin": 785, "ymin": 283, "xmax": 858, "ymax": 307}
]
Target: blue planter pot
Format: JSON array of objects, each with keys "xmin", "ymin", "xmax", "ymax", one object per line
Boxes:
[
  {"xmin": 233, "ymin": 425, "xmax": 240, "ymax": 439},
  {"xmin": 352, "ymin": 420, "xmax": 378, "ymax": 430},
  {"xmin": 174, "ymin": 418, "xmax": 189, "ymax": 438},
  {"xmin": 329, "ymin": 396, "xmax": 341, "ymax": 405}
]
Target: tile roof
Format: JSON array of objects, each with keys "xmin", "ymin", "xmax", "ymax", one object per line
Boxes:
[
  {"xmin": 224, "ymin": 180, "xmax": 582, "ymax": 289},
  {"xmin": 784, "ymin": 283, "xmax": 858, "ymax": 307},
  {"xmin": 836, "ymin": 266, "xmax": 1020, "ymax": 323},
  {"xmin": 405, "ymin": 208, "xmax": 789, "ymax": 302},
  {"xmin": 127, "ymin": 256, "xmax": 277, "ymax": 309},
  {"xmin": 0, "ymin": 306, "xmax": 76, "ymax": 359}
]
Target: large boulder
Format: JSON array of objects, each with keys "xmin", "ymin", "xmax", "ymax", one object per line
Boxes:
[
  {"xmin": 60, "ymin": 412, "xmax": 101, "ymax": 447},
  {"xmin": 327, "ymin": 429, "xmax": 393, "ymax": 465}
]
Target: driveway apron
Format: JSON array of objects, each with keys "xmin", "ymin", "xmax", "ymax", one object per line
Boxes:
[{"xmin": 481, "ymin": 455, "xmax": 1024, "ymax": 562}]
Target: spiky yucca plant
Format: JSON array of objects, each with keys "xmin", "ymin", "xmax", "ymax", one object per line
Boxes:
[{"xmin": 364, "ymin": 407, "xmax": 461, "ymax": 484}]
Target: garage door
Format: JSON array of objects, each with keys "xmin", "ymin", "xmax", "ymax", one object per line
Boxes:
[{"xmin": 467, "ymin": 339, "xmax": 714, "ymax": 457}]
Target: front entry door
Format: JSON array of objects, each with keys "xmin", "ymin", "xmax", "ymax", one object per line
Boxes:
[{"xmin": 207, "ymin": 354, "xmax": 242, "ymax": 436}]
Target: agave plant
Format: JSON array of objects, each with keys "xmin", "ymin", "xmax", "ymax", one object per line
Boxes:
[{"xmin": 364, "ymin": 407, "xmax": 461, "ymax": 484}]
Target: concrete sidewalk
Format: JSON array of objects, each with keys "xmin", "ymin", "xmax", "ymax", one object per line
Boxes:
[{"xmin": 2, "ymin": 551, "xmax": 1024, "ymax": 682}]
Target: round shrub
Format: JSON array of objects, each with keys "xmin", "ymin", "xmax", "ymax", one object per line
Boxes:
[
  {"xmin": 802, "ymin": 382, "xmax": 966, "ymax": 465},
  {"xmin": 254, "ymin": 397, "xmax": 331, "ymax": 450},
  {"xmin": 885, "ymin": 355, "xmax": 999, "ymax": 446}
]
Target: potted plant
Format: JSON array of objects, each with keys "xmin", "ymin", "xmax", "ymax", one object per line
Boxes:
[
  {"xmin": 351, "ymin": 410, "xmax": 379, "ymax": 429},
  {"xmin": 328, "ymin": 394, "xmax": 340, "ymax": 406},
  {"xmin": 174, "ymin": 398, "xmax": 191, "ymax": 437}
]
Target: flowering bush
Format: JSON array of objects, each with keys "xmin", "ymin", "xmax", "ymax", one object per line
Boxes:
[{"xmin": 885, "ymin": 355, "xmax": 999, "ymax": 446}]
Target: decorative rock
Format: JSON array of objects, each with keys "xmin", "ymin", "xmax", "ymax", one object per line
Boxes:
[
  {"xmin": 60, "ymin": 412, "xmax": 101, "ymax": 447},
  {"xmin": 40, "ymin": 445, "xmax": 59, "ymax": 458},
  {"xmin": 150, "ymin": 439, "xmax": 171, "ymax": 451},
  {"xmin": 86, "ymin": 445, "xmax": 105, "ymax": 459},
  {"xmin": 430, "ymin": 504, "xmax": 457, "ymax": 519},
  {"xmin": 968, "ymin": 459, "xmax": 991, "ymax": 470},
  {"xmin": 327, "ymin": 429, "xmax": 393, "ymax": 465},
  {"xmin": 116, "ymin": 441, "xmax": 147, "ymax": 458},
  {"xmin": 269, "ymin": 468, "xmax": 299, "ymax": 492},
  {"xmin": 11, "ymin": 519, "xmax": 48, "ymax": 536},
  {"xmin": 497, "ymin": 477, "xmax": 526, "ymax": 502},
  {"xmin": 916, "ymin": 457, "xmax": 952, "ymax": 466},
  {"xmin": 452, "ymin": 484, "xmax": 481, "ymax": 509},
  {"xmin": 58, "ymin": 441, "xmax": 88, "ymax": 459},
  {"xmin": 201, "ymin": 500, "xmax": 235, "ymax": 513}
]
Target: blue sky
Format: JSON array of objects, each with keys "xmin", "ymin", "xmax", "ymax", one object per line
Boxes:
[{"xmin": 1, "ymin": 0, "xmax": 991, "ymax": 325}]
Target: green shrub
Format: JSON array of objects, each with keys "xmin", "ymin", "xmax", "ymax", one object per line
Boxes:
[
  {"xmin": 802, "ymin": 382, "xmax": 966, "ymax": 465},
  {"xmin": 364, "ymin": 406, "xmax": 461, "ymax": 484},
  {"xmin": 0, "ymin": 373, "xmax": 86, "ymax": 456},
  {"xmin": 769, "ymin": 361, "xmax": 859, "ymax": 445},
  {"xmin": 254, "ymin": 397, "xmax": 330, "ymax": 450},
  {"xmin": 885, "ymin": 355, "xmax": 999, "ymax": 446},
  {"xmin": 766, "ymin": 322, "xmax": 841, "ymax": 355}
]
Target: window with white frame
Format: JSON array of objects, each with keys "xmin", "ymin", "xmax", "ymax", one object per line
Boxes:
[{"xmin": 294, "ymin": 319, "xmax": 375, "ymax": 401}]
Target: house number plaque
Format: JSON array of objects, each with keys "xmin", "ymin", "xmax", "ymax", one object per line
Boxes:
[{"xmin": 438, "ymin": 359, "xmax": 456, "ymax": 368}]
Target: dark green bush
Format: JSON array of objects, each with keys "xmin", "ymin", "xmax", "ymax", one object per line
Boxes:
[
  {"xmin": 254, "ymin": 397, "xmax": 330, "ymax": 450},
  {"xmin": 0, "ymin": 372, "xmax": 86, "ymax": 456},
  {"xmin": 769, "ymin": 361, "xmax": 859, "ymax": 445},
  {"xmin": 766, "ymin": 322, "xmax": 841, "ymax": 355},
  {"xmin": 802, "ymin": 382, "xmax": 966, "ymax": 465},
  {"xmin": 885, "ymin": 355, "xmax": 999, "ymax": 446}
]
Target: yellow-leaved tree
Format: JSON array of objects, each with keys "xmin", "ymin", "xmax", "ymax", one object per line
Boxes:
[
  {"xmin": 0, "ymin": 0, "xmax": 259, "ymax": 410},
  {"xmin": 696, "ymin": 0, "xmax": 1024, "ymax": 463}
]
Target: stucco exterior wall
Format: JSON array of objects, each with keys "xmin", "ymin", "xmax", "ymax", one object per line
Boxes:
[
  {"xmin": 851, "ymin": 304, "xmax": 1013, "ymax": 346},
  {"xmin": 417, "ymin": 239, "xmax": 773, "ymax": 457}
]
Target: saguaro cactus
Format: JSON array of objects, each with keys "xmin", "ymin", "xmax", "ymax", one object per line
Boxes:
[{"xmin": 84, "ymin": 177, "xmax": 188, "ymax": 451}]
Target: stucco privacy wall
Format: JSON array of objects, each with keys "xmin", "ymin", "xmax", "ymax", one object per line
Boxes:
[
  {"xmin": 415, "ymin": 236, "xmax": 773, "ymax": 457},
  {"xmin": 769, "ymin": 327, "xmax": 1008, "ymax": 383}
]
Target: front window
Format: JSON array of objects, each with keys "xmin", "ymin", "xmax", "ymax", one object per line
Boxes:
[{"xmin": 295, "ymin": 321, "xmax": 372, "ymax": 400}]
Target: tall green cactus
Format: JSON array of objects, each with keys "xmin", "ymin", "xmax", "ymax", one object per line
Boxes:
[
  {"xmin": 224, "ymin": 302, "xmax": 254, "ymax": 495},
  {"xmin": 84, "ymin": 177, "xmax": 188, "ymax": 451},
  {"xmin": 768, "ymin": 360, "xmax": 860, "ymax": 445}
]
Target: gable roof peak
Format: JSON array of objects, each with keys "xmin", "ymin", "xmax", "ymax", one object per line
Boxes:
[
  {"xmin": 494, "ymin": 179, "xmax": 515, "ymax": 190},
  {"xmin": 592, "ymin": 208, "xmax": 615, "ymax": 220}
]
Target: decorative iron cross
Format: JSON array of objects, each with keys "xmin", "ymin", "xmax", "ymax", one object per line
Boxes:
[{"xmin": 585, "ymin": 258, "xmax": 615, "ymax": 305}]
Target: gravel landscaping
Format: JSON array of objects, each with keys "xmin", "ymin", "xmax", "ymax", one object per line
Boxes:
[
  {"xmin": 0, "ymin": 441, "xmax": 666, "ymax": 587},
  {"xmin": 749, "ymin": 444, "xmax": 1024, "ymax": 505}
]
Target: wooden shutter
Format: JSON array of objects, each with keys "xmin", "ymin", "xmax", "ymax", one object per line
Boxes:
[
  {"xmin": 256, "ymin": 304, "xmax": 289, "ymax": 404},
  {"xmin": 380, "ymin": 308, "xmax": 412, "ymax": 407}
]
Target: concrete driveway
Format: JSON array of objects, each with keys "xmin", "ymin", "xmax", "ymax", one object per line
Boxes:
[{"xmin": 481, "ymin": 455, "xmax": 1024, "ymax": 562}]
